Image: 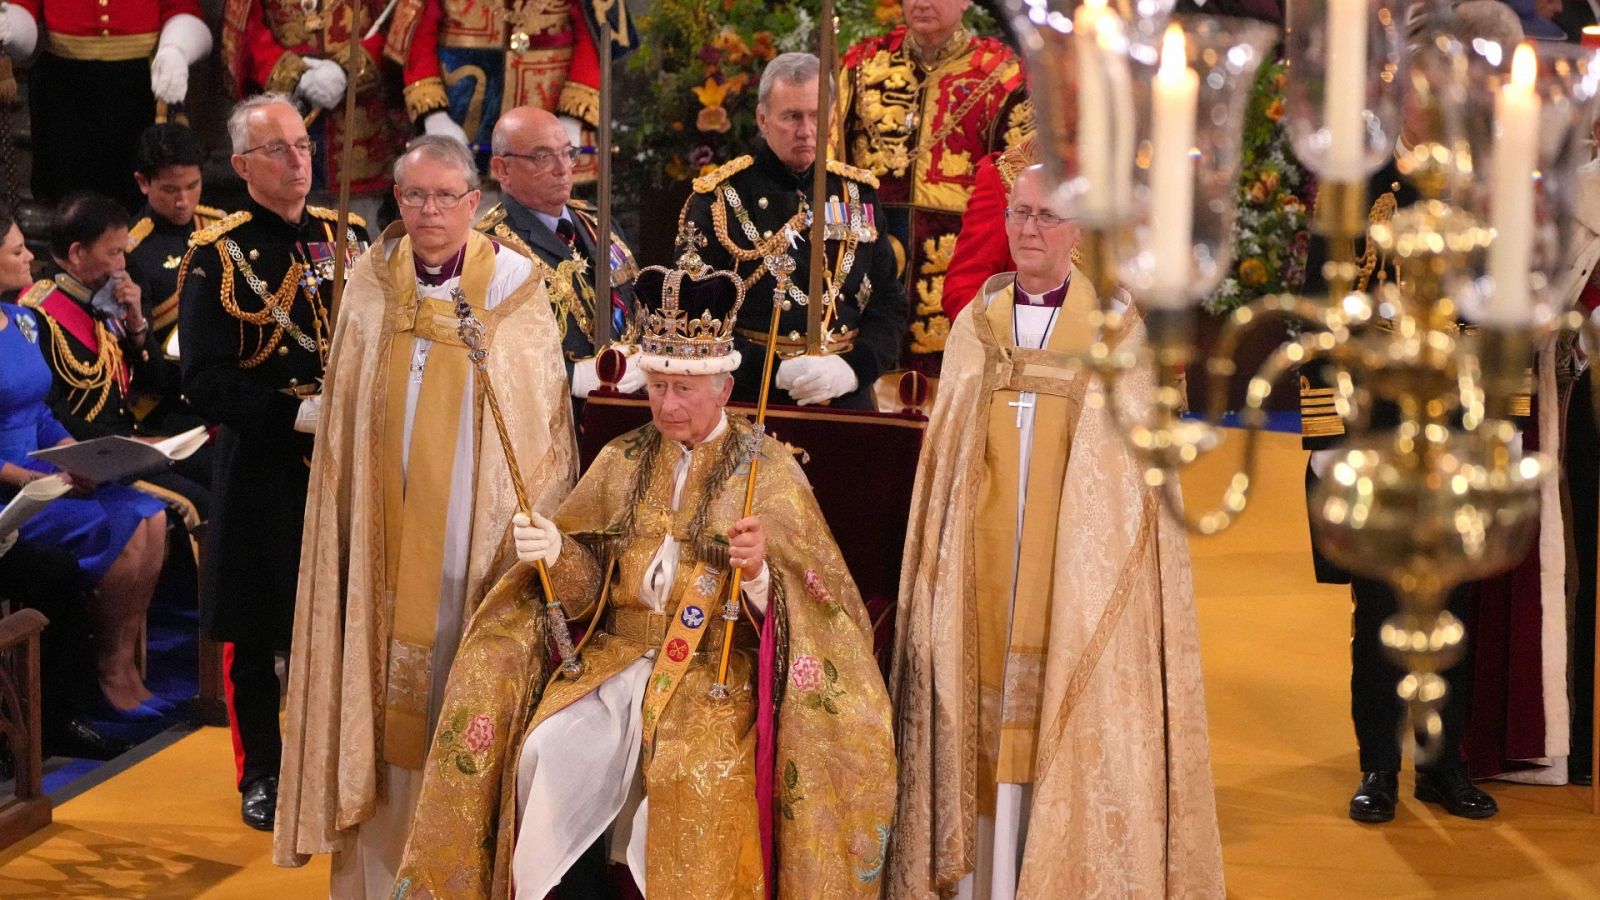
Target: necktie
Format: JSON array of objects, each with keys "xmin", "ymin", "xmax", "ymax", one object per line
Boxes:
[{"xmin": 556, "ymin": 218, "xmax": 575, "ymax": 247}]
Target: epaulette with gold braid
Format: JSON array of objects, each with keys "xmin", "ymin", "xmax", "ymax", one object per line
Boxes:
[
  {"xmin": 474, "ymin": 204, "xmax": 508, "ymax": 231},
  {"xmin": 307, "ymin": 205, "xmax": 367, "ymax": 228},
  {"xmin": 193, "ymin": 204, "xmax": 228, "ymax": 227},
  {"xmin": 996, "ymin": 135, "xmax": 1036, "ymax": 191},
  {"xmin": 826, "ymin": 158, "xmax": 879, "ymax": 189},
  {"xmin": 569, "ymin": 197, "xmax": 596, "ymax": 212},
  {"xmin": 693, "ymin": 155, "xmax": 753, "ymax": 193},
  {"xmin": 126, "ymin": 217, "xmax": 155, "ymax": 252},
  {"xmin": 189, "ymin": 210, "xmax": 252, "ymax": 246},
  {"xmin": 17, "ymin": 279, "xmax": 53, "ymax": 309}
]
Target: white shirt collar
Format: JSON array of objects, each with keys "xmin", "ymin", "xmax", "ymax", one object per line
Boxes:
[{"xmin": 676, "ymin": 413, "xmax": 729, "ymax": 453}]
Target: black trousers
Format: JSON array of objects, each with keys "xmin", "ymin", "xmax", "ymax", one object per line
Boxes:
[
  {"xmin": 229, "ymin": 639, "xmax": 280, "ymax": 791},
  {"xmin": 1351, "ymin": 576, "xmax": 1478, "ymax": 773},
  {"xmin": 29, "ymin": 53, "xmax": 153, "ymax": 211}
]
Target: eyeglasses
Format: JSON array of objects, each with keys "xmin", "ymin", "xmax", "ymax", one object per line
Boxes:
[
  {"xmin": 499, "ymin": 146, "xmax": 583, "ymax": 171},
  {"xmin": 241, "ymin": 139, "xmax": 316, "ymax": 160},
  {"xmin": 1003, "ymin": 208, "xmax": 1070, "ymax": 229},
  {"xmin": 397, "ymin": 188, "xmax": 476, "ymax": 209}
]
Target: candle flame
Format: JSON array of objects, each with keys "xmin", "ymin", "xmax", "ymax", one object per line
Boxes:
[
  {"xmin": 1159, "ymin": 24, "xmax": 1186, "ymax": 81},
  {"xmin": 1085, "ymin": 0, "xmax": 1107, "ymax": 11},
  {"xmin": 1511, "ymin": 41, "xmax": 1536, "ymax": 89}
]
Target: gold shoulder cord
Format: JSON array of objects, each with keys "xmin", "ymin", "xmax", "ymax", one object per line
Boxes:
[{"xmin": 40, "ymin": 313, "xmax": 120, "ymax": 420}]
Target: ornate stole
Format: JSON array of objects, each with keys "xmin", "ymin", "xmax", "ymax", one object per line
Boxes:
[
  {"xmin": 380, "ymin": 231, "xmax": 497, "ymax": 769},
  {"xmin": 970, "ymin": 277, "xmax": 1095, "ymax": 809},
  {"xmin": 639, "ymin": 560, "xmax": 728, "ymax": 759}
]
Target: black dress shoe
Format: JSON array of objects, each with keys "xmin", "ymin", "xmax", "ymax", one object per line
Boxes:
[
  {"xmin": 1415, "ymin": 767, "xmax": 1499, "ymax": 819},
  {"xmin": 1349, "ymin": 770, "xmax": 1399, "ymax": 823},
  {"xmin": 44, "ymin": 717, "xmax": 133, "ymax": 761},
  {"xmin": 1571, "ymin": 762, "xmax": 1593, "ymax": 787},
  {"xmin": 241, "ymin": 776, "xmax": 278, "ymax": 831}
]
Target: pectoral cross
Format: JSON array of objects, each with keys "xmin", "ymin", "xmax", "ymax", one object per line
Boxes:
[{"xmin": 1008, "ymin": 395, "xmax": 1033, "ymax": 428}]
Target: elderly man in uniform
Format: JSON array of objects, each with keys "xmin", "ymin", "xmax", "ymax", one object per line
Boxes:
[
  {"xmin": 677, "ymin": 51, "xmax": 907, "ymax": 410},
  {"xmin": 394, "ymin": 264, "xmax": 895, "ymax": 898},
  {"xmin": 178, "ymin": 93, "xmax": 370, "ymax": 831},
  {"xmin": 837, "ymin": 0, "xmax": 1032, "ymax": 375},
  {"xmin": 479, "ymin": 104, "xmax": 644, "ymax": 400}
]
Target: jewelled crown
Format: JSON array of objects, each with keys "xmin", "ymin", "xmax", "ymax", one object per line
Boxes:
[{"xmin": 635, "ymin": 265, "xmax": 746, "ymax": 375}]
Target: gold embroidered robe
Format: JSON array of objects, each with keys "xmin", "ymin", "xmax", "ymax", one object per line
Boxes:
[
  {"xmin": 273, "ymin": 224, "xmax": 578, "ymax": 866},
  {"xmin": 393, "ymin": 415, "xmax": 896, "ymax": 898},
  {"xmin": 888, "ymin": 274, "xmax": 1224, "ymax": 897},
  {"xmin": 837, "ymin": 24, "xmax": 1033, "ymax": 374}
]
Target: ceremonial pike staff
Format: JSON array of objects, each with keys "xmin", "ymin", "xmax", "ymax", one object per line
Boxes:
[
  {"xmin": 454, "ymin": 296, "xmax": 583, "ymax": 676},
  {"xmin": 710, "ymin": 0, "xmax": 836, "ymax": 697}
]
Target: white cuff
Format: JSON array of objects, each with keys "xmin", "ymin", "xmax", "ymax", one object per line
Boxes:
[
  {"xmin": 157, "ymin": 13, "xmax": 212, "ymax": 64},
  {"xmin": 740, "ymin": 561, "xmax": 770, "ymax": 616},
  {"xmin": 569, "ymin": 356, "xmax": 600, "ymax": 397},
  {"xmin": 3, "ymin": 7, "xmax": 37, "ymax": 61}
]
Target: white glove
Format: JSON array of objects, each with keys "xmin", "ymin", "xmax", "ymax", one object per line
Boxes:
[
  {"xmin": 296, "ymin": 57, "xmax": 347, "ymax": 110},
  {"xmin": 569, "ymin": 347, "xmax": 649, "ymax": 397},
  {"xmin": 775, "ymin": 354, "xmax": 859, "ymax": 406},
  {"xmin": 423, "ymin": 111, "xmax": 469, "ymax": 144},
  {"xmin": 1308, "ymin": 449, "xmax": 1337, "ymax": 480},
  {"xmin": 150, "ymin": 14, "xmax": 211, "ymax": 103},
  {"xmin": 293, "ymin": 395, "xmax": 323, "ymax": 434},
  {"xmin": 0, "ymin": 5, "xmax": 36, "ymax": 61},
  {"xmin": 559, "ymin": 115, "xmax": 584, "ymax": 149},
  {"xmin": 512, "ymin": 511, "xmax": 561, "ymax": 566},
  {"xmin": 614, "ymin": 353, "xmax": 647, "ymax": 394}
]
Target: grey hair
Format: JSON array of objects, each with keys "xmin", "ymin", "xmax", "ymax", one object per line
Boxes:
[
  {"xmin": 1406, "ymin": 0, "xmax": 1523, "ymax": 53},
  {"xmin": 394, "ymin": 134, "xmax": 482, "ymax": 190},
  {"xmin": 758, "ymin": 52, "xmax": 834, "ymax": 108},
  {"xmin": 227, "ymin": 92, "xmax": 297, "ymax": 154}
]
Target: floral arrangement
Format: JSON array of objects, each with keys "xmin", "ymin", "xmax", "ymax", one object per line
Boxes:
[
  {"xmin": 1204, "ymin": 58, "xmax": 1315, "ymax": 317},
  {"xmin": 615, "ymin": 0, "xmax": 995, "ymax": 197}
]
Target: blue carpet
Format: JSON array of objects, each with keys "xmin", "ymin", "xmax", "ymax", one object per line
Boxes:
[{"xmin": 1191, "ymin": 410, "xmax": 1303, "ymax": 434}]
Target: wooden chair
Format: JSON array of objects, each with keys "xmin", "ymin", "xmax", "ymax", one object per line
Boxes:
[{"xmin": 0, "ymin": 608, "xmax": 52, "ymax": 848}]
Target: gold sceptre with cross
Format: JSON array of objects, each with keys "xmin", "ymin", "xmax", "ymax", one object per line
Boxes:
[
  {"xmin": 453, "ymin": 292, "xmax": 583, "ymax": 677},
  {"xmin": 710, "ymin": 1, "xmax": 833, "ymax": 697}
]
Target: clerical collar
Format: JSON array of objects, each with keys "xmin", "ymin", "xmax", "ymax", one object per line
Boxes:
[
  {"xmin": 1015, "ymin": 274, "xmax": 1069, "ymax": 308},
  {"xmin": 414, "ymin": 242, "xmax": 467, "ymax": 286}
]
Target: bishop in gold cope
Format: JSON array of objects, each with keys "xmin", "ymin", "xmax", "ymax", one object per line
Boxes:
[{"xmin": 889, "ymin": 167, "xmax": 1224, "ymax": 898}]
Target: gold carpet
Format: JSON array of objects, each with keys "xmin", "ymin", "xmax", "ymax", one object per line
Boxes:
[{"xmin": 2, "ymin": 430, "xmax": 1599, "ymax": 897}]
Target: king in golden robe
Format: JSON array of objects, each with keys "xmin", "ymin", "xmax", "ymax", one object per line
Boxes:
[{"xmin": 392, "ymin": 266, "xmax": 896, "ymax": 899}]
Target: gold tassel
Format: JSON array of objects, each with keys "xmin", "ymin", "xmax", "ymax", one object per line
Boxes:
[{"xmin": 0, "ymin": 56, "xmax": 16, "ymax": 106}]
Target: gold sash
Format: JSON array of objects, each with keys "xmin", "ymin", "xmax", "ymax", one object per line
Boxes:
[
  {"xmin": 972, "ymin": 277, "xmax": 1095, "ymax": 807},
  {"xmin": 380, "ymin": 231, "xmax": 497, "ymax": 768},
  {"xmin": 640, "ymin": 561, "xmax": 728, "ymax": 758}
]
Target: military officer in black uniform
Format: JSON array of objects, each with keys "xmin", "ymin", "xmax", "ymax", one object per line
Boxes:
[
  {"xmin": 480, "ymin": 104, "xmax": 643, "ymax": 402},
  {"xmin": 178, "ymin": 94, "xmax": 368, "ymax": 831},
  {"xmin": 675, "ymin": 52, "xmax": 907, "ymax": 410},
  {"xmin": 126, "ymin": 123, "xmax": 226, "ymax": 437}
]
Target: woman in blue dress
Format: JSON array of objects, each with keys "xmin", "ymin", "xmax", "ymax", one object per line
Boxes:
[{"xmin": 0, "ymin": 211, "xmax": 167, "ymax": 715}]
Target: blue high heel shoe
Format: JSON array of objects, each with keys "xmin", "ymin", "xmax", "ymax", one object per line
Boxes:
[
  {"xmin": 94, "ymin": 694, "xmax": 165, "ymax": 723},
  {"xmin": 142, "ymin": 695, "xmax": 177, "ymax": 714}
]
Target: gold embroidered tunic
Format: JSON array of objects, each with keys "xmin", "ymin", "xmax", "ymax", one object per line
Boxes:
[{"xmin": 836, "ymin": 24, "xmax": 1033, "ymax": 374}]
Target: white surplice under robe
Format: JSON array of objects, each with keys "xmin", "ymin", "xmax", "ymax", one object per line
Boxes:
[
  {"xmin": 328, "ymin": 244, "xmax": 534, "ymax": 899},
  {"xmin": 509, "ymin": 414, "xmax": 770, "ymax": 899}
]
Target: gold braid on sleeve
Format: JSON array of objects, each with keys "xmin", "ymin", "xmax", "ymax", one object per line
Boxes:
[
  {"xmin": 403, "ymin": 77, "xmax": 450, "ymax": 122},
  {"xmin": 265, "ymin": 51, "xmax": 310, "ymax": 95},
  {"xmin": 557, "ymin": 81, "xmax": 600, "ymax": 127}
]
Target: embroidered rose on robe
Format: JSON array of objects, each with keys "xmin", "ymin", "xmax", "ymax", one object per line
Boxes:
[
  {"xmin": 462, "ymin": 714, "xmax": 496, "ymax": 754},
  {"xmin": 803, "ymin": 569, "xmax": 843, "ymax": 615},
  {"xmin": 790, "ymin": 655, "xmax": 824, "ymax": 692}
]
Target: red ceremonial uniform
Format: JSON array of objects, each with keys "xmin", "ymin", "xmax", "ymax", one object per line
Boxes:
[
  {"xmin": 837, "ymin": 24, "xmax": 1033, "ymax": 375},
  {"xmin": 221, "ymin": 0, "xmax": 438, "ymax": 192},
  {"xmin": 940, "ymin": 138, "xmax": 1038, "ymax": 321}
]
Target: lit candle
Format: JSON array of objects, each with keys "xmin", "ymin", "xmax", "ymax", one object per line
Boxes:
[
  {"xmin": 1150, "ymin": 24, "xmax": 1197, "ymax": 307},
  {"xmin": 1075, "ymin": 0, "xmax": 1111, "ymax": 219},
  {"xmin": 1098, "ymin": 13, "xmax": 1135, "ymax": 218},
  {"xmin": 1486, "ymin": 42, "xmax": 1539, "ymax": 325},
  {"xmin": 1323, "ymin": 0, "xmax": 1369, "ymax": 182}
]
